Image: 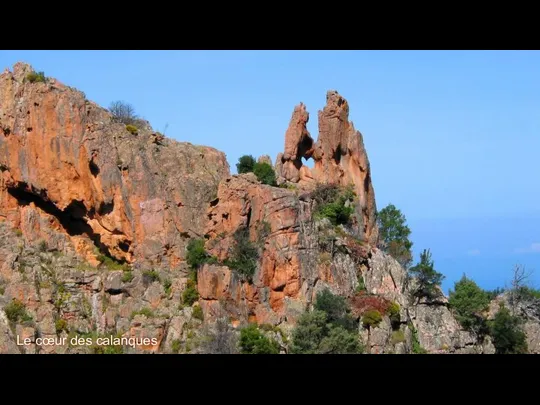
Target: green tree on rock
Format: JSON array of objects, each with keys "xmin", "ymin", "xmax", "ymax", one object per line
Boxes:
[
  {"xmin": 290, "ymin": 289, "xmax": 363, "ymax": 354},
  {"xmin": 239, "ymin": 323, "xmax": 280, "ymax": 354},
  {"xmin": 236, "ymin": 155, "xmax": 256, "ymax": 174},
  {"xmin": 376, "ymin": 204, "xmax": 413, "ymax": 268},
  {"xmin": 449, "ymin": 274, "xmax": 490, "ymax": 335},
  {"xmin": 490, "ymin": 304, "xmax": 528, "ymax": 354},
  {"xmin": 253, "ymin": 162, "xmax": 277, "ymax": 186},
  {"xmin": 408, "ymin": 249, "xmax": 445, "ymax": 301},
  {"xmin": 314, "ymin": 288, "xmax": 355, "ymax": 331}
]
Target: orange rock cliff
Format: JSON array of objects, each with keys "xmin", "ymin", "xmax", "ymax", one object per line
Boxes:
[
  {"xmin": 1, "ymin": 62, "xmax": 512, "ymax": 355},
  {"xmin": 0, "ymin": 63, "xmax": 379, "ymax": 327}
]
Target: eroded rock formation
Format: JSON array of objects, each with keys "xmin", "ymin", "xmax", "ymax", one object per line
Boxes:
[
  {"xmin": 0, "ymin": 62, "xmax": 538, "ymax": 355},
  {"xmin": 0, "ymin": 62, "xmax": 229, "ymax": 270},
  {"xmin": 275, "ymin": 91, "xmax": 378, "ymax": 245}
]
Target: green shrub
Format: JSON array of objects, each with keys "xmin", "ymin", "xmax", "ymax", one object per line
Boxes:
[
  {"xmin": 314, "ymin": 288, "xmax": 355, "ymax": 331},
  {"xmin": 163, "ymin": 278, "xmax": 172, "ymax": 295},
  {"xmin": 316, "ymin": 204, "xmax": 354, "ymax": 226},
  {"xmin": 318, "ymin": 326, "xmax": 364, "ymax": 354},
  {"xmin": 236, "ymin": 155, "xmax": 256, "ymax": 174},
  {"xmin": 171, "ymin": 339, "xmax": 181, "ymax": 354},
  {"xmin": 362, "ymin": 309, "xmax": 382, "ymax": 328},
  {"xmin": 490, "ymin": 305, "xmax": 528, "ymax": 354},
  {"xmin": 186, "ymin": 238, "xmax": 209, "ymax": 270},
  {"xmin": 408, "ymin": 323, "xmax": 428, "ymax": 354},
  {"xmin": 388, "ymin": 302, "xmax": 401, "ymax": 325},
  {"xmin": 239, "ymin": 323, "xmax": 280, "ymax": 354},
  {"xmin": 290, "ymin": 289, "xmax": 362, "ymax": 354},
  {"xmin": 312, "ymin": 184, "xmax": 355, "ymax": 226},
  {"xmin": 290, "ymin": 310, "xmax": 328, "ymax": 353},
  {"xmin": 121, "ymin": 270, "xmax": 134, "ymax": 283},
  {"xmin": 138, "ymin": 307, "xmax": 155, "ymax": 318},
  {"xmin": 14, "ymin": 229, "xmax": 23, "ymax": 237},
  {"xmin": 55, "ymin": 318, "xmax": 68, "ymax": 334},
  {"xmin": 391, "ymin": 330, "xmax": 406, "ymax": 345},
  {"xmin": 4, "ymin": 299, "xmax": 33, "ymax": 324},
  {"xmin": 290, "ymin": 310, "xmax": 362, "ymax": 354},
  {"xmin": 182, "ymin": 278, "xmax": 199, "ymax": 306},
  {"xmin": 97, "ymin": 254, "xmax": 130, "ymax": 271},
  {"xmin": 448, "ymin": 274, "xmax": 490, "ymax": 334},
  {"xmin": 310, "ymin": 184, "xmax": 340, "ymax": 206},
  {"xmin": 125, "ymin": 124, "xmax": 138, "ymax": 134},
  {"xmin": 259, "ymin": 323, "xmax": 280, "ymax": 333},
  {"xmin": 130, "ymin": 307, "xmax": 155, "ymax": 319},
  {"xmin": 253, "ymin": 162, "xmax": 277, "ymax": 186},
  {"xmin": 192, "ymin": 305, "xmax": 204, "ymax": 321},
  {"xmin": 26, "ymin": 71, "xmax": 46, "ymax": 83},
  {"xmin": 356, "ymin": 274, "xmax": 366, "ymax": 292},
  {"xmin": 279, "ymin": 183, "xmax": 297, "ymax": 190},
  {"xmin": 142, "ymin": 270, "xmax": 160, "ymax": 284},
  {"xmin": 516, "ymin": 286, "xmax": 540, "ymax": 301},
  {"xmin": 224, "ymin": 227, "xmax": 259, "ymax": 281}
]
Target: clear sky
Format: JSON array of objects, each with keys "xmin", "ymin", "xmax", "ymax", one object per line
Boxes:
[{"xmin": 1, "ymin": 50, "xmax": 539, "ymax": 293}]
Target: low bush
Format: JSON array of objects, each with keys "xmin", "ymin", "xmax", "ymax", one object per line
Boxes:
[
  {"xmin": 97, "ymin": 254, "xmax": 130, "ymax": 271},
  {"xmin": 362, "ymin": 309, "xmax": 382, "ymax": 328},
  {"xmin": 224, "ymin": 227, "xmax": 259, "ymax": 281},
  {"xmin": 26, "ymin": 71, "xmax": 46, "ymax": 83},
  {"xmin": 55, "ymin": 318, "xmax": 68, "ymax": 335},
  {"xmin": 142, "ymin": 270, "xmax": 160, "ymax": 284},
  {"xmin": 130, "ymin": 307, "xmax": 155, "ymax": 319},
  {"xmin": 4, "ymin": 299, "xmax": 33, "ymax": 324},
  {"xmin": 186, "ymin": 238, "xmax": 209, "ymax": 269},
  {"xmin": 253, "ymin": 162, "xmax": 277, "ymax": 186},
  {"xmin": 239, "ymin": 323, "xmax": 280, "ymax": 354},
  {"xmin": 125, "ymin": 124, "xmax": 138, "ymax": 135},
  {"xmin": 171, "ymin": 339, "xmax": 181, "ymax": 354},
  {"xmin": 290, "ymin": 289, "xmax": 363, "ymax": 354},
  {"xmin": 121, "ymin": 270, "xmax": 134, "ymax": 283},
  {"xmin": 356, "ymin": 275, "xmax": 366, "ymax": 292},
  {"xmin": 388, "ymin": 302, "xmax": 401, "ymax": 325},
  {"xmin": 312, "ymin": 184, "xmax": 356, "ymax": 226},
  {"xmin": 163, "ymin": 278, "xmax": 172, "ymax": 295},
  {"xmin": 192, "ymin": 305, "xmax": 204, "ymax": 321},
  {"xmin": 182, "ymin": 277, "xmax": 199, "ymax": 307}
]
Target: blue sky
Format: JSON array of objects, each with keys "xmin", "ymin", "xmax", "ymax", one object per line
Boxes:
[{"xmin": 1, "ymin": 50, "xmax": 539, "ymax": 293}]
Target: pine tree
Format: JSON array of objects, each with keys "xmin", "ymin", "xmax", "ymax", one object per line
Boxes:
[{"xmin": 408, "ymin": 249, "xmax": 445, "ymax": 300}]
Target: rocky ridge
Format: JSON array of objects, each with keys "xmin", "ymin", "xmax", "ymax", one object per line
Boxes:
[{"xmin": 0, "ymin": 62, "xmax": 537, "ymax": 354}]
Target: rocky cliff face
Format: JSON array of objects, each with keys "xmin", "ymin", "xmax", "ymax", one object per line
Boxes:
[
  {"xmin": 0, "ymin": 62, "xmax": 538, "ymax": 354},
  {"xmin": 0, "ymin": 63, "xmax": 228, "ymax": 354},
  {"xmin": 0, "ymin": 62, "xmax": 229, "ymax": 271}
]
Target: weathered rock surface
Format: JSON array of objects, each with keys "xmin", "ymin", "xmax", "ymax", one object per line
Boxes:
[
  {"xmin": 0, "ymin": 221, "xmax": 207, "ymax": 354},
  {"xmin": 0, "ymin": 62, "xmax": 229, "ymax": 270},
  {"xmin": 279, "ymin": 103, "xmax": 314, "ymax": 184},
  {"xmin": 275, "ymin": 91, "xmax": 378, "ymax": 245}
]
